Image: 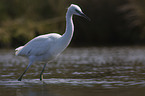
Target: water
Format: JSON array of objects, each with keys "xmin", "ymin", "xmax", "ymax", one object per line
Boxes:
[{"xmin": 0, "ymin": 47, "xmax": 145, "ymax": 96}]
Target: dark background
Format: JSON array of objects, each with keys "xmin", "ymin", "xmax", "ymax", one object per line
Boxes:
[{"xmin": 0, "ymin": 0, "xmax": 145, "ymax": 48}]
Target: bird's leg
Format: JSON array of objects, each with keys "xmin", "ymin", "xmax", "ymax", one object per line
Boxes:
[
  {"xmin": 40, "ymin": 63, "xmax": 47, "ymax": 81},
  {"xmin": 18, "ymin": 61, "xmax": 33, "ymax": 81}
]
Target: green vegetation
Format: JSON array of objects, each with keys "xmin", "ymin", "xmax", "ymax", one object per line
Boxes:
[{"xmin": 0, "ymin": 0, "xmax": 145, "ymax": 48}]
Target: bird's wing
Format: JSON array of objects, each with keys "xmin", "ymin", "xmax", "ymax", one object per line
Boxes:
[
  {"xmin": 15, "ymin": 46, "xmax": 24, "ymax": 55},
  {"xmin": 15, "ymin": 34, "xmax": 55, "ymax": 56}
]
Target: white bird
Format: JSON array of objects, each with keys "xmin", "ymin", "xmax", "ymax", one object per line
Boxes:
[{"xmin": 15, "ymin": 4, "xmax": 90, "ymax": 81}]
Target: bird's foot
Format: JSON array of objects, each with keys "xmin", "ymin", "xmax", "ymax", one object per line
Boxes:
[
  {"xmin": 40, "ymin": 74, "xmax": 43, "ymax": 81},
  {"xmin": 18, "ymin": 78, "xmax": 22, "ymax": 81}
]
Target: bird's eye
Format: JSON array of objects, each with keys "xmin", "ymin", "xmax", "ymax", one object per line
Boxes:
[{"xmin": 75, "ymin": 9, "xmax": 81, "ymax": 14}]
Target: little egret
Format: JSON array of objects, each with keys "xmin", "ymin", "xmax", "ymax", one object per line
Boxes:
[{"xmin": 15, "ymin": 4, "xmax": 90, "ymax": 81}]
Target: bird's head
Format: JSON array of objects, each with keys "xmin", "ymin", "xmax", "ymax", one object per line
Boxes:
[{"xmin": 68, "ymin": 4, "xmax": 90, "ymax": 21}]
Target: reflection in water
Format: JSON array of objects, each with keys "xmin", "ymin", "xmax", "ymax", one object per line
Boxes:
[
  {"xmin": 16, "ymin": 89, "xmax": 23, "ymax": 96},
  {"xmin": 0, "ymin": 47, "xmax": 145, "ymax": 96},
  {"xmin": 15, "ymin": 85, "xmax": 60, "ymax": 96}
]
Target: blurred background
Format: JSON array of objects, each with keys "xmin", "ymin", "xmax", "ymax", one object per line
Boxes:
[{"xmin": 0, "ymin": 0, "xmax": 145, "ymax": 48}]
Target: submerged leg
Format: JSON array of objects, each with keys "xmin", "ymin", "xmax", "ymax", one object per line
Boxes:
[
  {"xmin": 18, "ymin": 61, "xmax": 33, "ymax": 81},
  {"xmin": 40, "ymin": 63, "xmax": 47, "ymax": 81}
]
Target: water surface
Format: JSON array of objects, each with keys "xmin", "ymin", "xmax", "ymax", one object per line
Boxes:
[{"xmin": 0, "ymin": 47, "xmax": 145, "ymax": 96}]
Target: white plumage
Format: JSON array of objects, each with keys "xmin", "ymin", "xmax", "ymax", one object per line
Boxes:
[
  {"xmin": 15, "ymin": 4, "xmax": 90, "ymax": 81},
  {"xmin": 16, "ymin": 33, "xmax": 61, "ymax": 60}
]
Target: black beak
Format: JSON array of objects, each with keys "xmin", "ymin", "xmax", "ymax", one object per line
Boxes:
[{"xmin": 80, "ymin": 13, "xmax": 91, "ymax": 21}]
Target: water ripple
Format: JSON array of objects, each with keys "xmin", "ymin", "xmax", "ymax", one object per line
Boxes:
[{"xmin": 0, "ymin": 78, "xmax": 145, "ymax": 88}]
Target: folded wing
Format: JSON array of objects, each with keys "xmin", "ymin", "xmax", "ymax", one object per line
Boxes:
[{"xmin": 15, "ymin": 35, "xmax": 54, "ymax": 56}]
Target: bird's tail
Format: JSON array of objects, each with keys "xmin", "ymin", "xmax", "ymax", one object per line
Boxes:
[{"xmin": 15, "ymin": 46, "xmax": 24, "ymax": 56}]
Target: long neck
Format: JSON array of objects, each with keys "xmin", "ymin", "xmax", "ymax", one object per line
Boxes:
[{"xmin": 60, "ymin": 10, "xmax": 74, "ymax": 48}]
